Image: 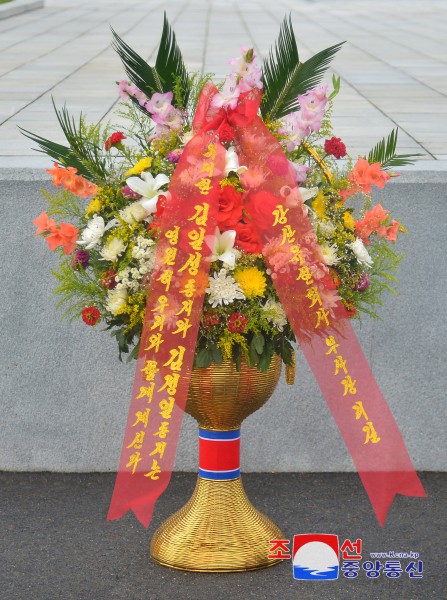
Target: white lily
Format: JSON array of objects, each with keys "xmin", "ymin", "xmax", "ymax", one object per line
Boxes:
[
  {"xmin": 125, "ymin": 171, "xmax": 170, "ymax": 215},
  {"xmin": 205, "ymin": 227, "xmax": 239, "ymax": 268},
  {"xmin": 224, "ymin": 147, "xmax": 247, "ymax": 177},
  {"xmin": 299, "ymin": 186, "xmax": 319, "ymax": 202},
  {"xmin": 77, "ymin": 215, "xmax": 117, "ymax": 249}
]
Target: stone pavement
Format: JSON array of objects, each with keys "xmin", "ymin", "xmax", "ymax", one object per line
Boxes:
[
  {"xmin": 1, "ymin": 472, "xmax": 443, "ymax": 600},
  {"xmin": 0, "ymin": 0, "xmax": 446, "ymax": 170}
]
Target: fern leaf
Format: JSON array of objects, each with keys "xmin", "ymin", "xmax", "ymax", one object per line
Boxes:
[
  {"xmin": 261, "ymin": 16, "xmax": 343, "ymax": 120},
  {"xmin": 367, "ymin": 128, "xmax": 422, "ymax": 169}
]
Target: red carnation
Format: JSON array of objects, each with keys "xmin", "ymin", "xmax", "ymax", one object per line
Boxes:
[
  {"xmin": 101, "ymin": 269, "xmax": 117, "ymax": 289},
  {"xmin": 228, "ymin": 313, "xmax": 248, "ymax": 333},
  {"xmin": 105, "ymin": 132, "xmax": 126, "ymax": 151},
  {"xmin": 204, "ymin": 310, "xmax": 221, "ymax": 329},
  {"xmin": 82, "ymin": 306, "xmax": 100, "ymax": 326},
  {"xmin": 324, "ymin": 137, "xmax": 347, "ymax": 159},
  {"xmin": 219, "ymin": 123, "xmax": 235, "ymax": 143},
  {"xmin": 217, "ymin": 185, "xmax": 244, "ymax": 230}
]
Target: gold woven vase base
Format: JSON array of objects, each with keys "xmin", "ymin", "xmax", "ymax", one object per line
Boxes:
[{"xmin": 150, "ymin": 476, "xmax": 284, "ymax": 572}]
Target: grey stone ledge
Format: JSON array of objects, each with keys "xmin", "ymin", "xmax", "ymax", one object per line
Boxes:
[{"xmin": 2, "ymin": 167, "xmax": 447, "ymax": 184}]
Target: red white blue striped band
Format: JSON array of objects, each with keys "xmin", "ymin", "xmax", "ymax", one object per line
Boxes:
[{"xmin": 198, "ymin": 428, "xmax": 240, "ymax": 480}]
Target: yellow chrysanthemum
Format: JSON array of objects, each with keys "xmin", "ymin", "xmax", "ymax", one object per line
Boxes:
[
  {"xmin": 124, "ymin": 157, "xmax": 152, "ymax": 177},
  {"xmin": 234, "ymin": 267, "xmax": 267, "ymax": 298},
  {"xmin": 343, "ymin": 211, "xmax": 356, "ymax": 231},
  {"xmin": 85, "ymin": 197, "xmax": 103, "ymax": 217},
  {"xmin": 311, "ymin": 191, "xmax": 327, "ymax": 218}
]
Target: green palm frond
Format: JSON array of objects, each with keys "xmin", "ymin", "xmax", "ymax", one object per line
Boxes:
[
  {"xmin": 53, "ymin": 102, "xmax": 108, "ymax": 179},
  {"xmin": 112, "ymin": 28, "xmax": 163, "ymax": 98},
  {"xmin": 261, "ymin": 16, "xmax": 344, "ymax": 120},
  {"xmin": 20, "ymin": 100, "xmax": 108, "ymax": 181},
  {"xmin": 19, "ymin": 126, "xmax": 89, "ymax": 176},
  {"xmin": 367, "ymin": 128, "xmax": 422, "ymax": 169},
  {"xmin": 112, "ymin": 13, "xmax": 190, "ymax": 108},
  {"xmin": 155, "ymin": 13, "xmax": 190, "ymax": 107}
]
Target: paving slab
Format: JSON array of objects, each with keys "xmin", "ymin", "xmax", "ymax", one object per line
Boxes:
[
  {"xmin": 0, "ymin": 0, "xmax": 43, "ymax": 22},
  {"xmin": 0, "ymin": 472, "xmax": 444, "ymax": 600},
  {"xmin": 0, "ymin": 0, "xmax": 446, "ymax": 168}
]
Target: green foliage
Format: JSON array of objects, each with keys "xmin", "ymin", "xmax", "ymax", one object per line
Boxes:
[
  {"xmin": 43, "ymin": 188, "xmax": 85, "ymax": 221},
  {"xmin": 106, "ymin": 323, "xmax": 140, "ymax": 362},
  {"xmin": 195, "ymin": 345, "xmax": 223, "ymax": 368},
  {"xmin": 328, "ymin": 74, "xmax": 341, "ymax": 100},
  {"xmin": 115, "ymin": 100, "xmax": 154, "ymax": 152},
  {"xmin": 261, "ymin": 15, "xmax": 344, "ymax": 120},
  {"xmin": 52, "ymin": 260, "xmax": 106, "ymax": 321},
  {"xmin": 355, "ymin": 241, "xmax": 404, "ymax": 319},
  {"xmin": 367, "ymin": 128, "xmax": 421, "ymax": 170},
  {"xmin": 20, "ymin": 102, "xmax": 110, "ymax": 182},
  {"xmin": 112, "ymin": 13, "xmax": 190, "ymax": 109}
]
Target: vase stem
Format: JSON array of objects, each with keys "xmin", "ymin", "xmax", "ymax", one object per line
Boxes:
[{"xmin": 198, "ymin": 428, "xmax": 240, "ymax": 480}]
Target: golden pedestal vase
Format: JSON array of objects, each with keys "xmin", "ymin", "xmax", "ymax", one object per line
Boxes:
[{"xmin": 150, "ymin": 355, "xmax": 284, "ymax": 572}]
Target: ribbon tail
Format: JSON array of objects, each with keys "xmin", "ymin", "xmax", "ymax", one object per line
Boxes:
[
  {"xmin": 107, "ymin": 501, "xmax": 155, "ymax": 529},
  {"xmin": 107, "ymin": 471, "xmax": 173, "ymax": 527},
  {"xmin": 107, "ymin": 122, "xmax": 225, "ymax": 528},
  {"xmin": 232, "ymin": 109, "xmax": 426, "ymax": 527},
  {"xmin": 360, "ymin": 470, "xmax": 427, "ymax": 527}
]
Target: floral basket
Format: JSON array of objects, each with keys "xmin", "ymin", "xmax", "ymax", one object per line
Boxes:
[{"xmin": 22, "ymin": 15, "xmax": 425, "ymax": 564}]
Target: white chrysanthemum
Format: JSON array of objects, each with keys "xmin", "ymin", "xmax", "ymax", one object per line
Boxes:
[
  {"xmin": 77, "ymin": 215, "xmax": 117, "ymax": 249},
  {"xmin": 105, "ymin": 288, "xmax": 127, "ymax": 315},
  {"xmin": 348, "ymin": 238, "xmax": 373, "ymax": 268},
  {"xmin": 100, "ymin": 237, "xmax": 126, "ymax": 262},
  {"xmin": 262, "ymin": 297, "xmax": 288, "ymax": 331},
  {"xmin": 206, "ymin": 268, "xmax": 245, "ymax": 307},
  {"xmin": 319, "ymin": 243, "xmax": 340, "ymax": 266},
  {"xmin": 119, "ymin": 202, "xmax": 147, "ymax": 224}
]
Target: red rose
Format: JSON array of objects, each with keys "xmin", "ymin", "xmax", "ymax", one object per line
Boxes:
[
  {"xmin": 234, "ymin": 220, "xmax": 262, "ymax": 254},
  {"xmin": 82, "ymin": 306, "xmax": 100, "ymax": 326},
  {"xmin": 105, "ymin": 132, "xmax": 126, "ymax": 151},
  {"xmin": 244, "ymin": 190, "xmax": 280, "ymax": 234},
  {"xmin": 218, "ymin": 123, "xmax": 235, "ymax": 143},
  {"xmin": 228, "ymin": 313, "xmax": 248, "ymax": 333},
  {"xmin": 324, "ymin": 137, "xmax": 347, "ymax": 159},
  {"xmin": 217, "ymin": 186, "xmax": 244, "ymax": 230}
]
